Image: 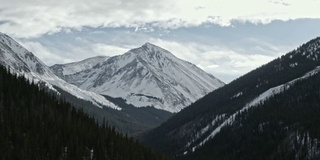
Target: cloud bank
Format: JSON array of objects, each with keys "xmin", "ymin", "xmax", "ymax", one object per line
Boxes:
[{"xmin": 1, "ymin": 0, "xmax": 320, "ymax": 38}]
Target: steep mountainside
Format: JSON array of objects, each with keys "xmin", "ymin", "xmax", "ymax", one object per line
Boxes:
[
  {"xmin": 181, "ymin": 68, "xmax": 320, "ymax": 160},
  {"xmin": 51, "ymin": 43, "xmax": 224, "ymax": 113},
  {"xmin": 0, "ymin": 33, "xmax": 172, "ymax": 135},
  {"xmin": 0, "ymin": 33, "xmax": 119, "ymax": 110},
  {"xmin": 141, "ymin": 37, "xmax": 320, "ymax": 159}
]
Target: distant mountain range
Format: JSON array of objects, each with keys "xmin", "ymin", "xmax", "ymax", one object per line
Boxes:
[
  {"xmin": 0, "ymin": 32, "xmax": 223, "ymax": 135},
  {"xmin": 50, "ymin": 42, "xmax": 224, "ymax": 113},
  {"xmin": 141, "ymin": 37, "xmax": 320, "ymax": 159}
]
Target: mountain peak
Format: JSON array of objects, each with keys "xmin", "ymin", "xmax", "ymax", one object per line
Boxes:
[
  {"xmin": 132, "ymin": 42, "xmax": 176, "ymax": 60},
  {"xmin": 141, "ymin": 42, "xmax": 166, "ymax": 52},
  {"xmin": 142, "ymin": 42, "xmax": 156, "ymax": 47}
]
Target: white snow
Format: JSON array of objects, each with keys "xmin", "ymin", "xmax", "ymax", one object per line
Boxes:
[
  {"xmin": 184, "ymin": 114, "xmax": 226, "ymax": 151},
  {"xmin": 232, "ymin": 92, "xmax": 243, "ymax": 98},
  {"xmin": 290, "ymin": 62, "xmax": 298, "ymax": 68}
]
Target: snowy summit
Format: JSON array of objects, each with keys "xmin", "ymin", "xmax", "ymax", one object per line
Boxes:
[{"xmin": 51, "ymin": 42, "xmax": 225, "ymax": 112}]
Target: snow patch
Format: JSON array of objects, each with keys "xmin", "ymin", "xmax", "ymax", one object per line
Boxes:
[
  {"xmin": 289, "ymin": 62, "xmax": 298, "ymax": 68},
  {"xmin": 184, "ymin": 114, "xmax": 226, "ymax": 152},
  {"xmin": 232, "ymin": 92, "xmax": 243, "ymax": 99}
]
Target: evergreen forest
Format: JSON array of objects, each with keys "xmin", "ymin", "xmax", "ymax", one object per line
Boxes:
[
  {"xmin": 180, "ymin": 69, "xmax": 320, "ymax": 160},
  {"xmin": 0, "ymin": 66, "xmax": 168, "ymax": 160}
]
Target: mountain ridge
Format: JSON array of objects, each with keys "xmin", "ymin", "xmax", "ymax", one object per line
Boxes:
[
  {"xmin": 0, "ymin": 33, "xmax": 121, "ymax": 110},
  {"xmin": 50, "ymin": 55, "xmax": 109, "ymax": 77}
]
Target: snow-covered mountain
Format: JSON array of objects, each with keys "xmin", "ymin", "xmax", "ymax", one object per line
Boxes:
[
  {"xmin": 51, "ymin": 42, "xmax": 224, "ymax": 112},
  {"xmin": 0, "ymin": 33, "xmax": 120, "ymax": 110}
]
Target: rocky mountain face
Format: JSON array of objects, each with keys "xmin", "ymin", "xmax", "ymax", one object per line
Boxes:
[
  {"xmin": 51, "ymin": 43, "xmax": 224, "ymax": 113},
  {"xmin": 141, "ymin": 37, "xmax": 320, "ymax": 159}
]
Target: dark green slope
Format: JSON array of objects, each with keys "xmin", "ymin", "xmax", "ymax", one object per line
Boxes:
[
  {"xmin": 54, "ymin": 87, "xmax": 172, "ymax": 136},
  {"xmin": 0, "ymin": 66, "xmax": 169, "ymax": 160},
  {"xmin": 181, "ymin": 67, "xmax": 320, "ymax": 160},
  {"xmin": 141, "ymin": 37, "xmax": 320, "ymax": 158}
]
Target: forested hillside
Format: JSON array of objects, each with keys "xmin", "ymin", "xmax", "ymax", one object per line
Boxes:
[
  {"xmin": 0, "ymin": 66, "xmax": 168, "ymax": 160},
  {"xmin": 180, "ymin": 67, "xmax": 320, "ymax": 160}
]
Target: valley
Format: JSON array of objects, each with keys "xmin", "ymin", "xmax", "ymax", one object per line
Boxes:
[{"xmin": 1, "ymin": 30, "xmax": 320, "ymax": 160}]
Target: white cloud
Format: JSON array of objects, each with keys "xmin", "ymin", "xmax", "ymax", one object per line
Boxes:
[
  {"xmin": 198, "ymin": 49, "xmax": 276, "ymax": 83},
  {"xmin": 92, "ymin": 43, "xmax": 130, "ymax": 57},
  {"xmin": 1, "ymin": 0, "xmax": 319, "ymax": 38},
  {"xmin": 18, "ymin": 41, "xmax": 74, "ymax": 65},
  {"xmin": 149, "ymin": 39, "xmax": 200, "ymax": 61},
  {"xmin": 18, "ymin": 38, "xmax": 134, "ymax": 66}
]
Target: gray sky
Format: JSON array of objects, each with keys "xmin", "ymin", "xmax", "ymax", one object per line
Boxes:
[{"xmin": 1, "ymin": 0, "xmax": 320, "ymax": 83}]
